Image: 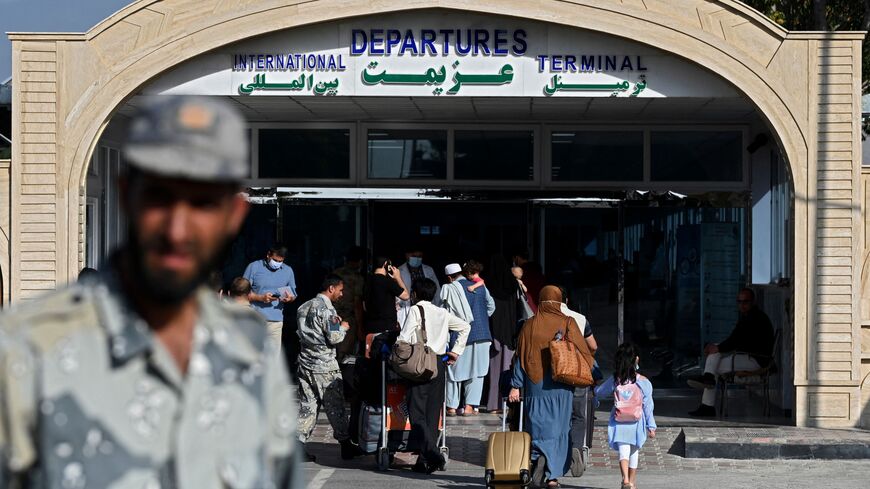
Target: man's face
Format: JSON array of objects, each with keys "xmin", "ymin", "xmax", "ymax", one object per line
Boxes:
[
  {"xmin": 123, "ymin": 173, "xmax": 249, "ymax": 303},
  {"xmin": 406, "ymin": 251, "xmax": 423, "ymax": 262},
  {"xmin": 737, "ymin": 291, "xmax": 753, "ymax": 315},
  {"xmin": 328, "ymin": 283, "xmax": 345, "ymax": 302},
  {"xmin": 267, "ymin": 251, "xmax": 286, "ymax": 264}
]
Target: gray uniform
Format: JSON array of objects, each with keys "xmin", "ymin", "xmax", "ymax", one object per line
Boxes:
[
  {"xmin": 295, "ymin": 294, "xmax": 349, "ymax": 443},
  {"xmin": 0, "ymin": 272, "xmax": 299, "ymax": 489}
]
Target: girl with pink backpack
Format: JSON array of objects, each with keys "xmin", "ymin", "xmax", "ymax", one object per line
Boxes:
[{"xmin": 594, "ymin": 343, "xmax": 657, "ymax": 489}]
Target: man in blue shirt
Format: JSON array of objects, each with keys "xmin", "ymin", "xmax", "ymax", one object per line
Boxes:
[{"xmin": 244, "ymin": 244, "xmax": 297, "ymax": 354}]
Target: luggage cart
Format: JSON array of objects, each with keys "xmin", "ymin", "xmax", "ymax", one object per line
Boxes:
[{"xmin": 362, "ymin": 333, "xmax": 448, "ymax": 471}]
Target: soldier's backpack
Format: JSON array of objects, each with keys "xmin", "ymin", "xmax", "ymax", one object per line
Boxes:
[{"xmin": 613, "ymin": 376, "xmax": 645, "ymax": 423}]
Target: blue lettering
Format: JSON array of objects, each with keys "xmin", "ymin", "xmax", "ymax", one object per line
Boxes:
[
  {"xmin": 493, "ymin": 30, "xmax": 509, "ymax": 56},
  {"xmin": 400, "ymin": 29, "xmax": 419, "ymax": 55},
  {"xmin": 421, "ymin": 29, "xmax": 437, "ymax": 55},
  {"xmin": 307, "ymin": 54, "xmax": 316, "ymax": 69},
  {"xmin": 338, "ymin": 54, "xmax": 347, "ymax": 69},
  {"xmin": 287, "ymin": 54, "xmax": 296, "ymax": 70},
  {"xmin": 328, "ymin": 56, "xmax": 337, "ymax": 70},
  {"xmin": 605, "ymin": 55, "xmax": 617, "ymax": 71},
  {"xmin": 234, "ymin": 55, "xmax": 246, "ymax": 71},
  {"xmin": 265, "ymin": 55, "xmax": 274, "ymax": 70},
  {"xmin": 456, "ymin": 29, "xmax": 472, "ymax": 56},
  {"xmin": 537, "ymin": 55, "xmax": 548, "ymax": 72},
  {"xmin": 580, "ymin": 55, "xmax": 595, "ymax": 72},
  {"xmin": 512, "ymin": 29, "xmax": 527, "ymax": 55},
  {"xmin": 440, "ymin": 29, "xmax": 453, "ymax": 55},
  {"xmin": 351, "ymin": 30, "xmax": 367, "ymax": 55},
  {"xmin": 620, "ymin": 56, "xmax": 633, "ymax": 70},
  {"xmin": 637, "ymin": 56, "xmax": 647, "ymax": 71},
  {"xmin": 276, "ymin": 55, "xmax": 285, "ymax": 70},
  {"xmin": 256, "ymin": 55, "xmax": 264, "ymax": 70},
  {"xmin": 474, "ymin": 29, "xmax": 490, "ymax": 55},
  {"xmin": 551, "ymin": 55, "xmax": 562, "ymax": 72},
  {"xmin": 386, "ymin": 29, "xmax": 402, "ymax": 54},
  {"xmin": 370, "ymin": 29, "xmax": 385, "ymax": 55},
  {"xmin": 317, "ymin": 54, "xmax": 327, "ymax": 70},
  {"xmin": 565, "ymin": 55, "xmax": 577, "ymax": 72}
]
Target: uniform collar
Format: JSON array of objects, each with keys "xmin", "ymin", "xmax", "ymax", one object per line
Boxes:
[
  {"xmin": 93, "ymin": 267, "xmax": 153, "ymax": 365},
  {"xmin": 316, "ymin": 293, "xmax": 334, "ymax": 309},
  {"xmin": 96, "ymin": 266, "xmax": 259, "ymax": 369}
]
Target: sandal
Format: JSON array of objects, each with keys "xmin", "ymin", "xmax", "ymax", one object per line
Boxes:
[
  {"xmin": 546, "ymin": 480, "xmax": 561, "ymax": 488},
  {"xmin": 446, "ymin": 408, "xmax": 458, "ymax": 417},
  {"xmin": 463, "ymin": 406, "xmax": 479, "ymax": 416}
]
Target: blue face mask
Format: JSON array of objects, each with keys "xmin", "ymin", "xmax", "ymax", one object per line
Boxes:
[
  {"xmin": 267, "ymin": 259, "xmax": 283, "ymax": 270},
  {"xmin": 408, "ymin": 257, "xmax": 423, "ymax": 268}
]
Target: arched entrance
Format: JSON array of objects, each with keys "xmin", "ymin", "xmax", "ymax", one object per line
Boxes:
[{"xmin": 9, "ymin": 0, "xmax": 864, "ymax": 428}]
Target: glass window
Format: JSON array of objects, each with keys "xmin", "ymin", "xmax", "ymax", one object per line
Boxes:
[
  {"xmin": 454, "ymin": 130, "xmax": 534, "ymax": 180},
  {"xmin": 258, "ymin": 129, "xmax": 350, "ymax": 179},
  {"xmin": 651, "ymin": 131, "xmax": 743, "ymax": 182},
  {"xmin": 551, "ymin": 131, "xmax": 643, "ymax": 181},
  {"xmin": 367, "ymin": 129, "xmax": 447, "ymax": 179}
]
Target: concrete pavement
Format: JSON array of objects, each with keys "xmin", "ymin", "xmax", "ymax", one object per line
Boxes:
[{"xmin": 302, "ymin": 412, "xmax": 868, "ymax": 488}]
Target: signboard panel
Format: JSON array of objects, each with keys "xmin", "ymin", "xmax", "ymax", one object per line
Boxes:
[{"xmin": 144, "ymin": 11, "xmax": 738, "ymax": 98}]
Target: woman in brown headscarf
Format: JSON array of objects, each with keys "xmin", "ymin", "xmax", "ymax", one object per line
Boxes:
[{"xmin": 508, "ymin": 286, "xmax": 584, "ymax": 488}]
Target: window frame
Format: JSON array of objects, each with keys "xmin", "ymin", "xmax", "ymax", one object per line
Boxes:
[
  {"xmin": 244, "ymin": 122, "xmax": 748, "ymax": 191},
  {"xmin": 543, "ymin": 124, "xmax": 749, "ymax": 191},
  {"xmin": 246, "ymin": 122, "xmax": 356, "ymax": 186}
]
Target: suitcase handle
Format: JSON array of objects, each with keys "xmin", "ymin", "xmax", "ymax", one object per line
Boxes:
[{"xmin": 501, "ymin": 396, "xmax": 524, "ymax": 432}]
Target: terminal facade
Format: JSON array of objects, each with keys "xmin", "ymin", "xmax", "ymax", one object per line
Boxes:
[{"xmin": 3, "ymin": 0, "xmax": 869, "ymax": 428}]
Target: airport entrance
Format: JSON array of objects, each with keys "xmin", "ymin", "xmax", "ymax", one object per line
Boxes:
[{"xmin": 226, "ymin": 193, "xmax": 753, "ymax": 390}]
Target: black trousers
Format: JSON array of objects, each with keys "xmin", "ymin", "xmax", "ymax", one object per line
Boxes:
[
  {"xmin": 570, "ymin": 386, "xmax": 590, "ymax": 449},
  {"xmin": 407, "ymin": 360, "xmax": 446, "ymax": 465}
]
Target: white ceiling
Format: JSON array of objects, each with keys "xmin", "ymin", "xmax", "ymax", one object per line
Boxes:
[{"xmin": 116, "ymin": 95, "xmax": 760, "ymax": 124}]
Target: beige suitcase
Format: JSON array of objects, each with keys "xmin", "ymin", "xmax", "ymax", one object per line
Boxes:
[{"xmin": 484, "ymin": 399, "xmax": 531, "ymax": 488}]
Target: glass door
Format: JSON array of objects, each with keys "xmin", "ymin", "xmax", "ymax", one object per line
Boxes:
[{"xmin": 538, "ymin": 205, "xmax": 621, "ymax": 377}]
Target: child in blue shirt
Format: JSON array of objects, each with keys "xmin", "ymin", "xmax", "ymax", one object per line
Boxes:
[{"xmin": 594, "ymin": 343, "xmax": 656, "ymax": 489}]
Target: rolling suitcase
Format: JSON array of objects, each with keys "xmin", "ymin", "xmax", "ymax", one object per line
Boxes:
[{"xmin": 484, "ymin": 398, "xmax": 531, "ymax": 489}]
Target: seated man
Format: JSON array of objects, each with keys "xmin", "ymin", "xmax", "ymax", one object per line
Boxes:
[{"xmin": 687, "ymin": 287, "xmax": 775, "ymax": 417}]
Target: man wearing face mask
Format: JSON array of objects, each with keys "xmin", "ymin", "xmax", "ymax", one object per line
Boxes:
[
  {"xmin": 397, "ymin": 248, "xmax": 441, "ymax": 327},
  {"xmin": 244, "ymin": 245, "xmax": 297, "ymax": 355}
]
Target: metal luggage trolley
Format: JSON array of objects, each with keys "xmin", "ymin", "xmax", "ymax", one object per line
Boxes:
[{"xmin": 365, "ymin": 333, "xmax": 448, "ymax": 471}]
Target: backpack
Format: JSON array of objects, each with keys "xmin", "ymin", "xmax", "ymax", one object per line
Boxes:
[{"xmin": 613, "ymin": 376, "xmax": 645, "ymax": 423}]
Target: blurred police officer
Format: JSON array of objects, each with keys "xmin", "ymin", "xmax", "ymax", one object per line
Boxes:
[{"xmin": 0, "ymin": 96, "xmax": 300, "ymax": 488}]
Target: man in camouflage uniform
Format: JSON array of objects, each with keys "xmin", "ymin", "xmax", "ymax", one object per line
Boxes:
[
  {"xmin": 295, "ymin": 274, "xmax": 361, "ymax": 461},
  {"xmin": 0, "ymin": 96, "xmax": 299, "ymax": 488}
]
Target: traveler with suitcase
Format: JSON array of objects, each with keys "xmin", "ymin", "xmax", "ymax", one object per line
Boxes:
[
  {"xmin": 594, "ymin": 343, "xmax": 657, "ymax": 489},
  {"xmin": 508, "ymin": 286, "xmax": 587, "ymax": 489},
  {"xmin": 399, "ymin": 278, "xmax": 471, "ymax": 473}
]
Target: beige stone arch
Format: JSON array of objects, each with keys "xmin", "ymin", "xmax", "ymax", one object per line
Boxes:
[{"xmin": 9, "ymin": 0, "xmax": 865, "ymax": 426}]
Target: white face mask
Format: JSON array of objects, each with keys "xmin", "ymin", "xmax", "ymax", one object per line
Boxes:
[
  {"xmin": 408, "ymin": 256, "xmax": 423, "ymax": 268},
  {"xmin": 268, "ymin": 259, "xmax": 283, "ymax": 270}
]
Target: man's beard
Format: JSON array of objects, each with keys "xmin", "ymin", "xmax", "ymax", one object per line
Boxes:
[{"xmin": 127, "ymin": 229, "xmax": 231, "ymax": 305}]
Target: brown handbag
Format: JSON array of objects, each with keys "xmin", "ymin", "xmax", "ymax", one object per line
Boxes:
[
  {"xmin": 389, "ymin": 305, "xmax": 439, "ymax": 382},
  {"xmin": 549, "ymin": 320, "xmax": 594, "ymax": 387}
]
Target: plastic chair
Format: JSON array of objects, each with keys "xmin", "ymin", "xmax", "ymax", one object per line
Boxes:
[{"xmin": 717, "ymin": 329, "xmax": 781, "ymax": 418}]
